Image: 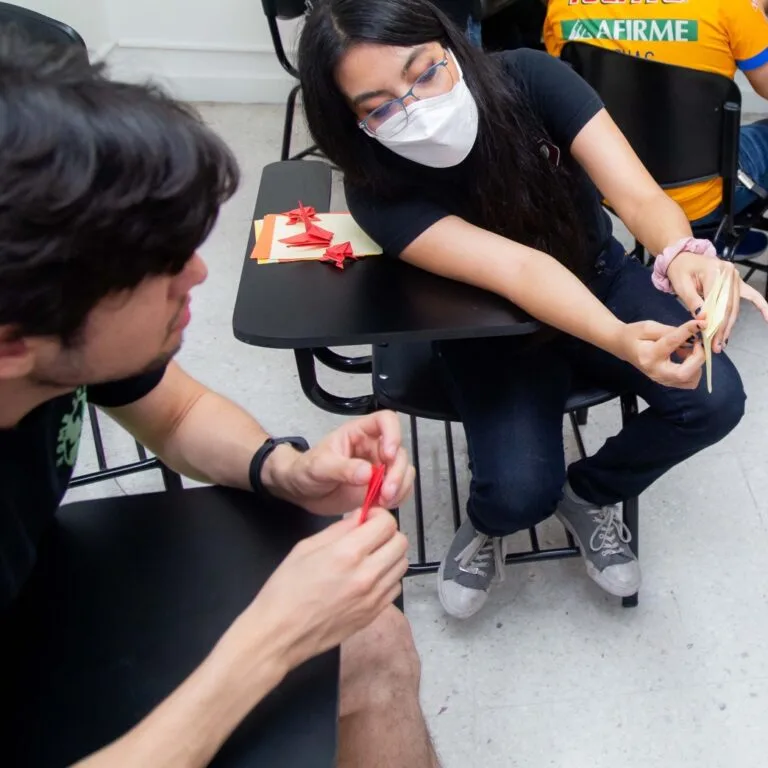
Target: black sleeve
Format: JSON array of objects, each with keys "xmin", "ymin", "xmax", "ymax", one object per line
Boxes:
[
  {"xmin": 86, "ymin": 365, "xmax": 167, "ymax": 408},
  {"xmin": 345, "ymin": 180, "xmax": 450, "ymax": 258},
  {"xmin": 501, "ymin": 49, "xmax": 604, "ymax": 149}
]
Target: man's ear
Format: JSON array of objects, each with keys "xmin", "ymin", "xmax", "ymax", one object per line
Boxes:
[{"xmin": 0, "ymin": 326, "xmax": 35, "ymax": 379}]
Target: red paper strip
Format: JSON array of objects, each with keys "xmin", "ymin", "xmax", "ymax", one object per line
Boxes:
[{"xmin": 359, "ymin": 464, "xmax": 386, "ymax": 524}]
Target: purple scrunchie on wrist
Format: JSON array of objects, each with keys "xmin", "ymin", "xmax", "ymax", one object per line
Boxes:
[{"xmin": 652, "ymin": 236, "xmax": 717, "ymax": 294}]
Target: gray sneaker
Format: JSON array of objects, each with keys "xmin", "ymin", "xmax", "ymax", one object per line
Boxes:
[
  {"xmin": 556, "ymin": 484, "xmax": 641, "ymax": 597},
  {"xmin": 438, "ymin": 517, "xmax": 505, "ymax": 619}
]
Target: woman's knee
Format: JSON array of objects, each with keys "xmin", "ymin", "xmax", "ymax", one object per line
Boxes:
[
  {"xmin": 469, "ymin": 465, "xmax": 565, "ymax": 536},
  {"xmin": 687, "ymin": 355, "xmax": 746, "ymax": 439}
]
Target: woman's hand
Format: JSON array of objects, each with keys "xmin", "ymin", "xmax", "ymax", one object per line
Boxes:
[
  {"xmin": 620, "ymin": 317, "xmax": 706, "ymax": 389},
  {"xmin": 667, "ymin": 252, "xmax": 768, "ymax": 352}
]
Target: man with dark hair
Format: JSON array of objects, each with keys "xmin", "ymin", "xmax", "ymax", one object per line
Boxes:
[{"xmin": 0, "ymin": 36, "xmax": 439, "ymax": 768}]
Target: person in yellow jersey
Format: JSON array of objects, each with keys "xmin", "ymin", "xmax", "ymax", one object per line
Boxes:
[{"xmin": 543, "ymin": 0, "xmax": 768, "ymax": 231}]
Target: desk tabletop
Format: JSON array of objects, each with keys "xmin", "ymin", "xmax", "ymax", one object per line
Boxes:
[
  {"xmin": 2, "ymin": 486, "xmax": 338, "ymax": 768},
  {"xmin": 232, "ymin": 161, "xmax": 537, "ymax": 349}
]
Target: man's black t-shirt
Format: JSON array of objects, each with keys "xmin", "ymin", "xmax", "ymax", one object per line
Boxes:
[
  {"xmin": 0, "ymin": 367, "xmax": 166, "ymax": 611},
  {"xmin": 345, "ymin": 49, "xmax": 612, "ymax": 262}
]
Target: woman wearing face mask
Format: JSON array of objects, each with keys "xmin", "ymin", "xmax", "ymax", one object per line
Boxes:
[{"xmin": 298, "ymin": 0, "xmax": 768, "ymax": 620}]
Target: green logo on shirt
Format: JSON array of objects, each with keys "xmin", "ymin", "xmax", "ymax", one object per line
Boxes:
[
  {"xmin": 56, "ymin": 386, "xmax": 86, "ymax": 468},
  {"xmin": 562, "ymin": 18, "xmax": 699, "ymax": 43}
]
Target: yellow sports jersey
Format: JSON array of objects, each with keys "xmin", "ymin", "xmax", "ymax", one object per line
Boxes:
[{"xmin": 544, "ymin": 0, "xmax": 768, "ymax": 221}]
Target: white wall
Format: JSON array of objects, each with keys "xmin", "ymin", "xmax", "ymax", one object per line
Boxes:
[
  {"xmin": 12, "ymin": 1, "xmax": 768, "ymax": 110},
  {"xmin": 18, "ymin": 0, "xmax": 301, "ymax": 103}
]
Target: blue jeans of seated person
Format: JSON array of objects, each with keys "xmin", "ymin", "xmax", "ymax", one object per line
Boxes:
[
  {"xmin": 466, "ymin": 15, "xmax": 483, "ymax": 48},
  {"xmin": 693, "ymin": 119, "xmax": 768, "ymax": 228},
  {"xmin": 434, "ymin": 238, "xmax": 746, "ymax": 538}
]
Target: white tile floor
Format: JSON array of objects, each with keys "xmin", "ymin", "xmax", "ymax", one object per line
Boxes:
[{"xmin": 67, "ymin": 104, "xmax": 768, "ymax": 768}]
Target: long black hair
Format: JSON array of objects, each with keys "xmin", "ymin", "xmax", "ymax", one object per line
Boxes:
[{"xmin": 298, "ymin": 0, "xmax": 591, "ymax": 280}]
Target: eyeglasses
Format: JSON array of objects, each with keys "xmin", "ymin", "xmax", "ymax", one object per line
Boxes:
[{"xmin": 359, "ymin": 54, "xmax": 453, "ymax": 137}]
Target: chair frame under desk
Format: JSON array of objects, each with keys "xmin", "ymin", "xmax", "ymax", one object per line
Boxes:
[{"xmin": 293, "ymin": 346, "xmax": 640, "ymax": 608}]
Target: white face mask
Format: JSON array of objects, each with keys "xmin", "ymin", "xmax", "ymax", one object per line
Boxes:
[{"xmin": 362, "ymin": 50, "xmax": 479, "ymax": 169}]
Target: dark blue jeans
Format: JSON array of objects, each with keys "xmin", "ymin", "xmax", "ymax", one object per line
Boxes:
[
  {"xmin": 694, "ymin": 119, "xmax": 768, "ymax": 228},
  {"xmin": 434, "ymin": 239, "xmax": 746, "ymax": 537}
]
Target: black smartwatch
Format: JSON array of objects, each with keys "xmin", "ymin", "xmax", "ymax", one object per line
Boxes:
[{"xmin": 249, "ymin": 436, "xmax": 310, "ymax": 501}]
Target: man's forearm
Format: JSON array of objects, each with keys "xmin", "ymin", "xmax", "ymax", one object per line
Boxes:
[
  {"xmin": 108, "ymin": 363, "xmax": 305, "ymax": 499},
  {"xmin": 153, "ymin": 390, "xmax": 270, "ymax": 490},
  {"xmin": 74, "ymin": 633, "xmax": 287, "ymax": 768}
]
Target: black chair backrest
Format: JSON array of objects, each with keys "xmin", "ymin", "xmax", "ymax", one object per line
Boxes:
[
  {"xmin": 561, "ymin": 42, "xmax": 741, "ymax": 190},
  {"xmin": 475, "ymin": 0, "xmax": 518, "ymax": 21},
  {"xmin": 0, "ymin": 2, "xmax": 87, "ymax": 56},
  {"xmin": 261, "ymin": 0, "xmax": 306, "ymax": 79},
  {"xmin": 261, "ymin": 0, "xmax": 307, "ymax": 21}
]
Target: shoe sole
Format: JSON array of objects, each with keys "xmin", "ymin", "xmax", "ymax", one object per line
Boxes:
[
  {"xmin": 555, "ymin": 511, "xmax": 641, "ymax": 598},
  {"xmin": 437, "ymin": 557, "xmax": 490, "ymax": 620}
]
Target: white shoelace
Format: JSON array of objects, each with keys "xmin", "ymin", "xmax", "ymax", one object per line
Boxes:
[
  {"xmin": 588, "ymin": 505, "xmax": 632, "ymax": 558},
  {"xmin": 455, "ymin": 534, "xmax": 505, "ymax": 582}
]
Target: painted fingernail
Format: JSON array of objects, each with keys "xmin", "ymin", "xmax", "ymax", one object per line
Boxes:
[
  {"xmin": 687, "ymin": 335, "xmax": 696, "ymax": 343},
  {"xmin": 695, "ymin": 306, "xmax": 702, "ymax": 316}
]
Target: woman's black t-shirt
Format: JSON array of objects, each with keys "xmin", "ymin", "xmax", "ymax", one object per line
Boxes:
[{"xmin": 345, "ymin": 49, "xmax": 613, "ymax": 262}]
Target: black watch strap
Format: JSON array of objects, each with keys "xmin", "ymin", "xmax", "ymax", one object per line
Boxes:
[{"xmin": 249, "ymin": 436, "xmax": 310, "ymax": 500}]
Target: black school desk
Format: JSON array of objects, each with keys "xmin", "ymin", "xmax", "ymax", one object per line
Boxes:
[{"xmin": 232, "ymin": 160, "xmax": 537, "ymax": 351}]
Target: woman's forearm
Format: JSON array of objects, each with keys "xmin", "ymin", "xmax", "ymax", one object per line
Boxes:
[
  {"xmin": 403, "ymin": 218, "xmax": 630, "ymax": 360},
  {"xmin": 622, "ymin": 190, "xmax": 693, "ymax": 256},
  {"xmin": 505, "ymin": 247, "xmax": 627, "ymax": 356}
]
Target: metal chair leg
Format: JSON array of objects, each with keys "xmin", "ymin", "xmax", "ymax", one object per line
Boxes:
[
  {"xmin": 620, "ymin": 393, "xmax": 641, "ymax": 608},
  {"xmin": 392, "ymin": 506, "xmax": 406, "ymax": 612},
  {"xmin": 569, "ymin": 412, "xmax": 588, "ymax": 460},
  {"xmin": 444, "ymin": 421, "xmax": 462, "ymax": 531},
  {"xmin": 410, "ymin": 415, "xmax": 427, "ymax": 566},
  {"xmin": 622, "ymin": 495, "xmax": 639, "ymax": 608},
  {"xmin": 88, "ymin": 404, "xmax": 108, "ymax": 471},
  {"xmin": 281, "ymin": 83, "xmax": 301, "ymax": 161},
  {"xmin": 160, "ymin": 463, "xmax": 183, "ymax": 493}
]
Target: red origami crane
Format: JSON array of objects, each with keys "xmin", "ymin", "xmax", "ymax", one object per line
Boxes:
[
  {"xmin": 279, "ymin": 222, "xmax": 334, "ymax": 248},
  {"xmin": 281, "ymin": 200, "xmax": 319, "ymax": 227},
  {"xmin": 320, "ymin": 241, "xmax": 356, "ymax": 270}
]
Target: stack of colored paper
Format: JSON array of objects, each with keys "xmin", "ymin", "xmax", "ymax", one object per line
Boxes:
[{"xmin": 250, "ymin": 212, "xmax": 383, "ymax": 264}]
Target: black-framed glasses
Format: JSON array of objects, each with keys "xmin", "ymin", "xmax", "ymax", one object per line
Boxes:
[{"xmin": 359, "ymin": 54, "xmax": 453, "ymax": 137}]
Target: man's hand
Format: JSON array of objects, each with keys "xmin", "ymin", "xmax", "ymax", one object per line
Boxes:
[
  {"xmin": 667, "ymin": 251, "xmax": 768, "ymax": 352},
  {"xmin": 262, "ymin": 411, "xmax": 415, "ymax": 516},
  {"xmin": 218, "ymin": 507, "xmax": 408, "ymax": 673}
]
